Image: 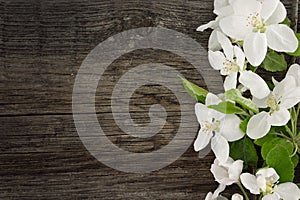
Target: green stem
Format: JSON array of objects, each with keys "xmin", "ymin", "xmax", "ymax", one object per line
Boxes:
[
  {"xmin": 275, "ymin": 132, "xmax": 292, "ymax": 141},
  {"xmin": 285, "ymin": 125, "xmax": 295, "ymax": 139},
  {"xmin": 237, "ymin": 182, "xmax": 250, "ymax": 200}
]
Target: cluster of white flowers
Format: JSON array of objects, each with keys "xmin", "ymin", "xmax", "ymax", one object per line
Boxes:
[
  {"xmin": 206, "ymin": 157, "xmax": 300, "ymax": 200},
  {"xmin": 241, "ymin": 168, "xmax": 300, "ymax": 200},
  {"xmin": 192, "ymin": 0, "xmax": 300, "ymax": 199}
]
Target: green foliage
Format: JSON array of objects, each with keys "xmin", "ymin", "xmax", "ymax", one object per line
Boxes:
[
  {"xmin": 180, "ymin": 77, "xmax": 208, "ymax": 103},
  {"xmin": 292, "ymin": 154, "xmax": 299, "ymax": 168},
  {"xmin": 254, "ymin": 130, "xmax": 276, "ymax": 146},
  {"xmin": 230, "ymin": 137, "xmax": 258, "ymax": 169},
  {"xmin": 208, "ymin": 101, "xmax": 247, "ymax": 115},
  {"xmin": 287, "ymin": 33, "xmax": 300, "ymax": 56},
  {"xmin": 239, "ymin": 116, "xmax": 250, "ymax": 134},
  {"xmin": 261, "ymin": 51, "xmax": 287, "ymax": 72},
  {"xmin": 280, "ymin": 17, "xmax": 291, "ymax": 27},
  {"xmin": 225, "ymin": 89, "xmax": 259, "ymax": 113},
  {"xmin": 266, "ymin": 145, "xmax": 295, "ymax": 182},
  {"xmin": 261, "ymin": 138, "xmax": 293, "ymax": 160}
]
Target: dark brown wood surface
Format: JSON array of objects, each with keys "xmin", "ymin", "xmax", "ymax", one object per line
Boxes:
[{"xmin": 0, "ymin": 0, "xmax": 299, "ymax": 199}]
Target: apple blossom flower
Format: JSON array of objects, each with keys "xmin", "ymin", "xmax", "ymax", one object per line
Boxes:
[
  {"xmin": 240, "ymin": 168, "xmax": 300, "ymax": 200},
  {"xmin": 194, "ymin": 93, "xmax": 244, "ymax": 163},
  {"xmin": 205, "ymin": 184, "xmax": 227, "ymax": 200},
  {"xmin": 197, "ymin": 0, "xmax": 234, "ymax": 51},
  {"xmin": 247, "ymin": 75, "xmax": 300, "ymax": 139},
  {"xmin": 219, "ymin": 0, "xmax": 298, "ymax": 66},
  {"xmin": 211, "ymin": 157, "xmax": 244, "ymax": 186},
  {"xmin": 208, "ymin": 31, "xmax": 270, "ymax": 99}
]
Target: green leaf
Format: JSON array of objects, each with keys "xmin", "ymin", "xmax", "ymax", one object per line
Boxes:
[
  {"xmin": 266, "ymin": 145, "xmax": 294, "ymax": 182},
  {"xmin": 180, "ymin": 77, "xmax": 208, "ymax": 103},
  {"xmin": 261, "ymin": 51, "xmax": 287, "ymax": 72},
  {"xmin": 225, "ymin": 89, "xmax": 259, "ymax": 113},
  {"xmin": 280, "ymin": 17, "xmax": 291, "ymax": 27},
  {"xmin": 261, "ymin": 137, "xmax": 294, "ymax": 160},
  {"xmin": 239, "ymin": 116, "xmax": 250, "ymax": 134},
  {"xmin": 287, "ymin": 33, "xmax": 300, "ymax": 56},
  {"xmin": 230, "ymin": 137, "xmax": 258, "ymax": 169},
  {"xmin": 208, "ymin": 101, "xmax": 247, "ymax": 115},
  {"xmin": 261, "ymin": 138, "xmax": 293, "ymax": 160},
  {"xmin": 254, "ymin": 129, "xmax": 276, "ymax": 146},
  {"xmin": 292, "ymin": 154, "xmax": 299, "ymax": 168}
]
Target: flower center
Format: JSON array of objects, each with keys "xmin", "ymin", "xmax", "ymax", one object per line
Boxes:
[
  {"xmin": 267, "ymin": 95, "xmax": 281, "ymax": 114},
  {"xmin": 223, "ymin": 59, "xmax": 240, "ymax": 74},
  {"xmin": 247, "ymin": 13, "xmax": 266, "ymax": 33},
  {"xmin": 203, "ymin": 120, "xmax": 221, "ymax": 133},
  {"xmin": 265, "ymin": 183, "xmax": 274, "ymax": 194}
]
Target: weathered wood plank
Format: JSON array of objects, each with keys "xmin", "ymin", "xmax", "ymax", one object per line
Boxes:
[{"xmin": 0, "ymin": 0, "xmax": 299, "ymax": 199}]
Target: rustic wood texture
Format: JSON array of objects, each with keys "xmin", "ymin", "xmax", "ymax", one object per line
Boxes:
[{"xmin": 0, "ymin": 0, "xmax": 299, "ymax": 199}]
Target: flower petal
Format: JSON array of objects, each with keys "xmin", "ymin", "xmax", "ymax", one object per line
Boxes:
[
  {"xmin": 274, "ymin": 76, "xmax": 300, "ymax": 109},
  {"xmin": 195, "ymin": 103, "xmax": 211, "ymax": 123},
  {"xmin": 206, "ymin": 93, "xmax": 222, "ymax": 106},
  {"xmin": 214, "ymin": 5, "xmax": 234, "ymax": 17},
  {"xmin": 214, "ymin": 0, "xmax": 229, "ymax": 11},
  {"xmin": 239, "ymin": 70, "xmax": 270, "ymax": 99},
  {"xmin": 262, "ymin": 193, "xmax": 280, "ymax": 200},
  {"xmin": 211, "ymin": 162, "xmax": 228, "ymax": 183},
  {"xmin": 266, "ymin": 24, "xmax": 298, "ymax": 52},
  {"xmin": 224, "ymin": 72, "xmax": 238, "ymax": 91},
  {"xmin": 240, "ymin": 173, "xmax": 260, "ymax": 195},
  {"xmin": 231, "ymin": 194, "xmax": 244, "ymax": 200},
  {"xmin": 256, "ymin": 174, "xmax": 267, "ymax": 192},
  {"xmin": 247, "ymin": 112, "xmax": 271, "ymax": 139},
  {"xmin": 194, "ymin": 129, "xmax": 213, "ymax": 151},
  {"xmin": 220, "ymin": 16, "xmax": 251, "ymax": 40},
  {"xmin": 256, "ymin": 168, "xmax": 280, "ymax": 184},
  {"xmin": 209, "ymin": 30, "xmax": 222, "ymax": 51},
  {"xmin": 243, "ymin": 32, "xmax": 268, "ymax": 66},
  {"xmin": 260, "ymin": 0, "xmax": 279, "ymax": 22},
  {"xmin": 217, "ymin": 31, "xmax": 234, "ymax": 60},
  {"xmin": 228, "ymin": 160, "xmax": 244, "ymax": 181},
  {"xmin": 208, "ymin": 50, "xmax": 226, "ymax": 70},
  {"xmin": 265, "ymin": 2, "xmax": 286, "ymax": 25},
  {"xmin": 212, "ymin": 184, "xmax": 227, "ymax": 199},
  {"xmin": 267, "ymin": 107, "xmax": 290, "ymax": 126},
  {"xmin": 252, "ymin": 95, "xmax": 270, "ymax": 108},
  {"xmin": 276, "ymin": 182, "xmax": 300, "ymax": 200},
  {"xmin": 205, "ymin": 192, "xmax": 213, "ymax": 200},
  {"xmin": 233, "ymin": 46, "xmax": 245, "ymax": 70},
  {"xmin": 211, "ymin": 135, "xmax": 230, "ymax": 164},
  {"xmin": 232, "ymin": 0, "xmax": 261, "ymax": 17},
  {"xmin": 197, "ymin": 20, "xmax": 218, "ymax": 31},
  {"xmin": 286, "ymin": 64, "xmax": 300, "ymax": 87},
  {"xmin": 220, "ymin": 115, "xmax": 244, "ymax": 142}
]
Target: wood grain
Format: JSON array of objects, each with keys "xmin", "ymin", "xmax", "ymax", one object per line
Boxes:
[{"xmin": 0, "ymin": 0, "xmax": 299, "ymax": 199}]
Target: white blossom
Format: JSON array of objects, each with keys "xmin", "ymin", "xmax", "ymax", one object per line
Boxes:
[
  {"xmin": 240, "ymin": 168, "xmax": 300, "ymax": 200},
  {"xmin": 247, "ymin": 75, "xmax": 300, "ymax": 139},
  {"xmin": 211, "ymin": 157, "xmax": 244, "ymax": 186},
  {"xmin": 194, "ymin": 93, "xmax": 244, "ymax": 163},
  {"xmin": 219, "ymin": 0, "xmax": 298, "ymax": 66},
  {"xmin": 197, "ymin": 0, "xmax": 234, "ymax": 51},
  {"xmin": 208, "ymin": 31, "xmax": 270, "ymax": 99}
]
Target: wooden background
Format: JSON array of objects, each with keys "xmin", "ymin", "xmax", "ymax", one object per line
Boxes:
[{"xmin": 0, "ymin": 0, "xmax": 299, "ymax": 199}]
